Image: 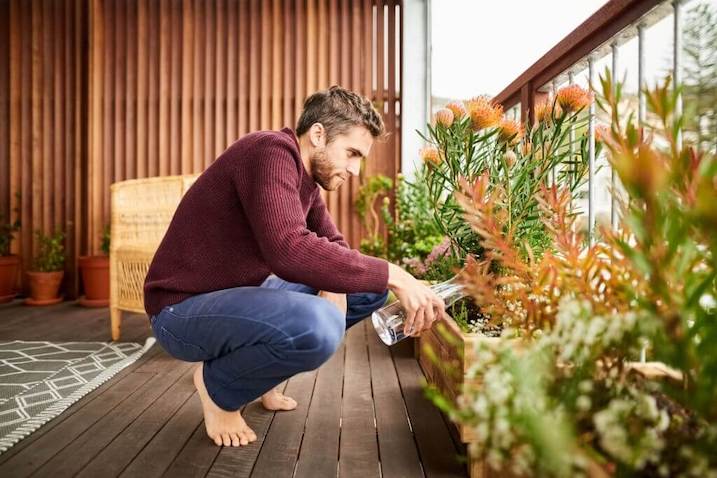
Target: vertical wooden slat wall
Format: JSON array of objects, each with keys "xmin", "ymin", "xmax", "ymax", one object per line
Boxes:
[
  {"xmin": 1, "ymin": 0, "xmax": 87, "ymax": 297},
  {"xmin": 87, "ymin": 0, "xmax": 402, "ymax": 252},
  {"xmin": 1, "ymin": 0, "xmax": 401, "ymax": 299}
]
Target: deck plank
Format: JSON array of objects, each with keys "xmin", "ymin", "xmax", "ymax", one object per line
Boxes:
[
  {"xmin": 247, "ymin": 370, "xmax": 318, "ymax": 478},
  {"xmin": 119, "ymin": 388, "xmax": 205, "ymax": 478},
  {"xmin": 160, "ymin": 422, "xmax": 222, "ymax": 478},
  {"xmin": 76, "ymin": 366, "xmax": 197, "ymax": 477},
  {"xmin": 391, "ymin": 339, "xmax": 467, "ymax": 478},
  {"xmin": 367, "ymin": 324, "xmax": 425, "ymax": 478},
  {"xmin": 293, "ymin": 343, "xmax": 345, "ymax": 478},
  {"xmin": 30, "ymin": 358, "xmax": 194, "ymax": 477},
  {"xmin": 338, "ymin": 322, "xmax": 381, "ymax": 478}
]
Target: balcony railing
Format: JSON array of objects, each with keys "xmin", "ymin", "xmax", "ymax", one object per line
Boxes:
[{"xmin": 494, "ymin": 0, "xmax": 691, "ymax": 244}]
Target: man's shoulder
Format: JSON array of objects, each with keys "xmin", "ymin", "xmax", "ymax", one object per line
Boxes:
[{"xmin": 226, "ymin": 128, "xmax": 298, "ymax": 158}]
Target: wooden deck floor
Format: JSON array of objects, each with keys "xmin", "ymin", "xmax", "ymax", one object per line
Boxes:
[{"xmin": 0, "ymin": 300, "xmax": 468, "ymax": 478}]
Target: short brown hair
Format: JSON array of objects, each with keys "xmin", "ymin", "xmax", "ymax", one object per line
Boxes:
[{"xmin": 296, "ymin": 86, "xmax": 385, "ymax": 142}]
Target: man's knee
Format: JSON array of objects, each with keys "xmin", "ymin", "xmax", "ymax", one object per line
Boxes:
[{"xmin": 286, "ymin": 299, "xmax": 344, "ymax": 369}]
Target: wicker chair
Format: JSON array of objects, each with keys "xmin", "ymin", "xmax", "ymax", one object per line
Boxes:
[{"xmin": 109, "ymin": 174, "xmax": 200, "ymax": 340}]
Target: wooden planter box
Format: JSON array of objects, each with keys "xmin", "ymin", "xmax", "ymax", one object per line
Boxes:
[
  {"xmin": 415, "ymin": 314, "xmax": 674, "ymax": 478},
  {"xmin": 415, "ymin": 313, "xmax": 501, "ymax": 442},
  {"xmin": 415, "ymin": 313, "xmax": 509, "ymax": 477}
]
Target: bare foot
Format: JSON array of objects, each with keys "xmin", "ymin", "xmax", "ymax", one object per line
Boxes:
[
  {"xmin": 193, "ymin": 364, "xmax": 258, "ymax": 447},
  {"xmin": 260, "ymin": 387, "xmax": 298, "ymax": 411}
]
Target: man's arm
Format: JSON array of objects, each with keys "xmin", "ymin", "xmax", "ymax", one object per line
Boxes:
[
  {"xmin": 233, "ymin": 140, "xmax": 387, "ymax": 294},
  {"xmin": 306, "ymin": 190, "xmax": 350, "ymax": 249}
]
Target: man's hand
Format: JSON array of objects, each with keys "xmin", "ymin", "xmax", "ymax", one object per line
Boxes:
[
  {"xmin": 387, "ymin": 262, "xmax": 446, "ymax": 337},
  {"xmin": 318, "ymin": 290, "xmax": 347, "ymax": 316}
]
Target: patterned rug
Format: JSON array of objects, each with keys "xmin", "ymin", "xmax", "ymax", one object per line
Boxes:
[{"xmin": 0, "ymin": 337, "xmax": 156, "ymax": 454}]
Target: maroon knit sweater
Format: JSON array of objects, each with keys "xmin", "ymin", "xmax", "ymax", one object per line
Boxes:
[{"xmin": 143, "ymin": 127, "xmax": 389, "ymax": 317}]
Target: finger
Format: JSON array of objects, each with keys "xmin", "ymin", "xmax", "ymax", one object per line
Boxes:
[
  {"xmin": 403, "ymin": 306, "xmax": 417, "ymax": 336},
  {"xmin": 423, "ymin": 302, "xmax": 436, "ymax": 331},
  {"xmin": 435, "ymin": 303, "xmax": 446, "ymax": 321},
  {"xmin": 411, "ymin": 307, "xmax": 425, "ymax": 337},
  {"xmin": 432, "ymin": 299, "xmax": 446, "ymax": 320}
]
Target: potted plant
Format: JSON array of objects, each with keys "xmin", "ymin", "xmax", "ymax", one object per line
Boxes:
[
  {"xmin": 78, "ymin": 224, "xmax": 110, "ymax": 307},
  {"xmin": 355, "ymin": 174, "xmax": 393, "ymax": 257},
  {"xmin": 382, "ymin": 167, "xmax": 445, "ymax": 275},
  {"xmin": 414, "ymin": 86, "xmax": 595, "ymax": 437},
  {"xmin": 0, "ymin": 212, "xmax": 21, "ymax": 303},
  {"xmin": 433, "ymin": 74, "xmax": 717, "ymax": 477},
  {"xmin": 25, "ymin": 229, "xmax": 66, "ymax": 306}
]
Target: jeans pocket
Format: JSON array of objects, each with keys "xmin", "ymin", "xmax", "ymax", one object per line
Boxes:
[{"xmin": 156, "ymin": 323, "xmax": 209, "ymax": 363}]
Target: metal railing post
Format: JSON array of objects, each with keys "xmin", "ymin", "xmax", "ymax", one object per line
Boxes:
[
  {"xmin": 611, "ymin": 42, "xmax": 619, "ymax": 229},
  {"xmin": 588, "ymin": 56, "xmax": 596, "ymax": 244},
  {"xmin": 638, "ymin": 23, "xmax": 646, "ymax": 125},
  {"xmin": 673, "ymin": 0, "xmax": 683, "ymax": 150},
  {"xmin": 568, "ymin": 72, "xmax": 575, "ymax": 188}
]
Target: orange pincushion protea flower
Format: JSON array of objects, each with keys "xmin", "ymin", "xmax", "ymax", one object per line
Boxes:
[
  {"xmin": 420, "ymin": 146, "xmax": 441, "ymax": 165},
  {"xmin": 497, "ymin": 118, "xmax": 524, "ymax": 144},
  {"xmin": 535, "ymin": 100, "xmax": 563, "ymax": 123},
  {"xmin": 465, "ymin": 96, "xmax": 503, "ymax": 130},
  {"xmin": 556, "ymin": 85, "xmax": 593, "ymax": 112},
  {"xmin": 434, "ymin": 108, "xmax": 455, "ymax": 128},
  {"xmin": 445, "ymin": 101, "xmax": 466, "ymax": 119}
]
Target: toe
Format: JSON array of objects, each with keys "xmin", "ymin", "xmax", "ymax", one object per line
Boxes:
[
  {"xmin": 239, "ymin": 433, "xmax": 249, "ymax": 446},
  {"xmin": 221, "ymin": 433, "xmax": 231, "ymax": 447},
  {"xmin": 230, "ymin": 433, "xmax": 241, "ymax": 447},
  {"xmin": 212, "ymin": 434, "xmax": 223, "ymax": 447}
]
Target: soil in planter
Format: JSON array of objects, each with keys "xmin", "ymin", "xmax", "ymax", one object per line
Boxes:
[{"xmin": 448, "ymin": 296, "xmax": 502, "ymax": 337}]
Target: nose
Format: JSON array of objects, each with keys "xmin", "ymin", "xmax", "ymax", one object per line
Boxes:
[{"xmin": 347, "ymin": 161, "xmax": 361, "ymax": 177}]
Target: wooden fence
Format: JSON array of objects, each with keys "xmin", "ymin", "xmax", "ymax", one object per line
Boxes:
[{"xmin": 0, "ymin": 0, "xmax": 402, "ymax": 298}]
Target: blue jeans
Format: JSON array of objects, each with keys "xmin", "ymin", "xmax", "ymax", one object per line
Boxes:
[{"xmin": 149, "ymin": 274, "xmax": 389, "ymax": 411}]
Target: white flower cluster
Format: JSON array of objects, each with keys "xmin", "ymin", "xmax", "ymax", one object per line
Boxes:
[
  {"xmin": 551, "ymin": 296, "xmax": 637, "ymax": 365},
  {"xmin": 459, "ymin": 340, "xmax": 560, "ymax": 475},
  {"xmin": 593, "ymin": 389, "xmax": 670, "ymax": 471},
  {"xmin": 459, "ymin": 342, "xmax": 531, "ymax": 473}
]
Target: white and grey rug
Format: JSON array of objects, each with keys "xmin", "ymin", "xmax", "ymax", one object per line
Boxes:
[{"xmin": 0, "ymin": 337, "xmax": 156, "ymax": 454}]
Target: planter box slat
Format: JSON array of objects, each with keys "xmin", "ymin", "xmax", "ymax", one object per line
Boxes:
[{"xmin": 417, "ymin": 315, "xmax": 504, "ymax": 477}]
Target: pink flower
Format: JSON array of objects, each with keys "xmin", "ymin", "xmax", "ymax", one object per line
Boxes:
[
  {"xmin": 402, "ymin": 257, "xmax": 427, "ymax": 276},
  {"xmin": 424, "ymin": 237, "xmax": 452, "ymax": 268}
]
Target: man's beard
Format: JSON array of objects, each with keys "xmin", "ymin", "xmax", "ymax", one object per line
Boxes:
[{"xmin": 310, "ymin": 148, "xmax": 342, "ymax": 190}]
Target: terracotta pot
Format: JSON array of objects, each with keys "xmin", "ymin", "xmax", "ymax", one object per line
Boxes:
[
  {"xmin": 78, "ymin": 255, "xmax": 110, "ymax": 307},
  {"xmin": 25, "ymin": 270, "xmax": 64, "ymax": 306},
  {"xmin": 0, "ymin": 255, "xmax": 20, "ymax": 303}
]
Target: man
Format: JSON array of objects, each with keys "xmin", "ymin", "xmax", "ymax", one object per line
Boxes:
[{"xmin": 144, "ymin": 86, "xmax": 445, "ymax": 448}]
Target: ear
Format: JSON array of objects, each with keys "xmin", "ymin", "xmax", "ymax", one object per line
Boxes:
[{"xmin": 308, "ymin": 123, "xmax": 326, "ymax": 148}]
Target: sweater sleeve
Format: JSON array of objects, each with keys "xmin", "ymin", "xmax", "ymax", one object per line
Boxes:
[
  {"xmin": 234, "ymin": 141, "xmax": 388, "ymax": 293},
  {"xmin": 306, "ymin": 190, "xmax": 350, "ymax": 249}
]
